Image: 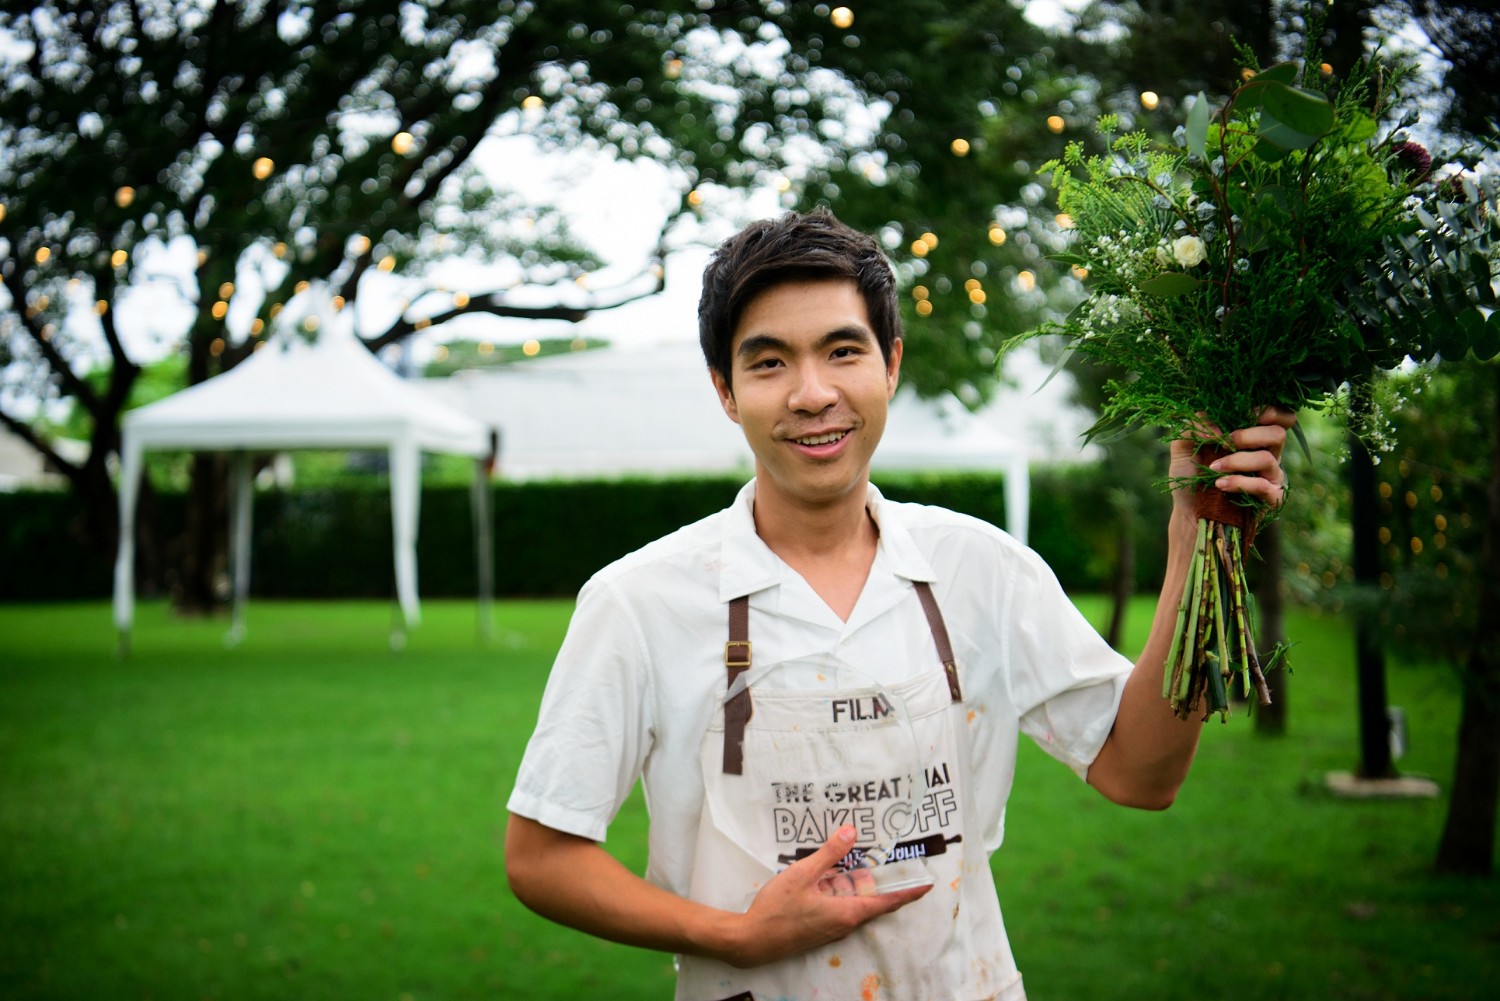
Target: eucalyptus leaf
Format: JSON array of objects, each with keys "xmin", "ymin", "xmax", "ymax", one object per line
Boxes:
[
  {"xmin": 1252, "ymin": 137, "xmax": 1292, "ymax": 162},
  {"xmin": 1139, "ymin": 273, "xmax": 1202, "ymax": 297},
  {"xmin": 1260, "ymin": 82, "xmax": 1335, "ymax": 138},
  {"xmin": 1186, "ymin": 92, "xmax": 1210, "ymax": 159},
  {"xmin": 1470, "ymin": 253, "xmax": 1496, "ymax": 307},
  {"xmin": 1236, "ymin": 61, "xmax": 1301, "ymax": 108},
  {"xmin": 1257, "ymin": 106, "xmax": 1322, "ymax": 152},
  {"xmin": 1472, "ymin": 309, "xmax": 1500, "ymax": 361}
]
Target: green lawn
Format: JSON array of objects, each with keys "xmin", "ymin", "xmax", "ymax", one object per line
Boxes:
[{"xmin": 1, "ymin": 598, "xmax": 1495, "ymax": 1000}]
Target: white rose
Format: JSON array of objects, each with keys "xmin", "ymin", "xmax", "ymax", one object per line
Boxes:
[{"xmin": 1173, "ymin": 235, "xmax": 1207, "ymax": 268}]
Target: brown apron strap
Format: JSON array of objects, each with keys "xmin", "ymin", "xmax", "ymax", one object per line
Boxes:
[
  {"xmin": 721, "ymin": 581, "xmax": 961, "ymax": 774},
  {"xmin": 913, "ymin": 580, "xmax": 963, "ymax": 702},
  {"xmin": 722, "ymin": 595, "xmax": 752, "ymax": 775}
]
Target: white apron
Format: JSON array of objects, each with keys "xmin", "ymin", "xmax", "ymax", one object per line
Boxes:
[{"xmin": 676, "ymin": 583, "xmax": 1025, "ymax": 1001}]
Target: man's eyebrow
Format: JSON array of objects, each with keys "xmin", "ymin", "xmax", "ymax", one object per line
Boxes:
[{"xmin": 735, "ymin": 325, "xmax": 875, "ymax": 358}]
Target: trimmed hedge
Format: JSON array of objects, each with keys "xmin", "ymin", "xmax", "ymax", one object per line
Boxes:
[{"xmin": 0, "ymin": 468, "xmax": 1169, "ymax": 602}]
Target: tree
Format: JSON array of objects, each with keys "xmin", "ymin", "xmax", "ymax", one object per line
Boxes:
[{"xmin": 0, "ymin": 0, "xmax": 1074, "ymax": 607}]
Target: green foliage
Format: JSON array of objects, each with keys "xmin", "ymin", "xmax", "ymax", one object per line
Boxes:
[
  {"xmin": 1007, "ymin": 48, "xmax": 1500, "ymax": 452},
  {"xmin": 422, "ymin": 337, "xmax": 609, "ymax": 378},
  {"xmin": 1364, "ymin": 362, "xmax": 1494, "ymax": 666},
  {"xmin": 0, "ymin": 468, "xmax": 1171, "ymax": 602}
]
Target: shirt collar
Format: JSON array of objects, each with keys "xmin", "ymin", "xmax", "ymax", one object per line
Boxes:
[{"xmin": 717, "ymin": 479, "xmax": 936, "ymax": 603}]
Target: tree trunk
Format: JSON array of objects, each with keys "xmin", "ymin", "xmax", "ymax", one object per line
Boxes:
[
  {"xmin": 1104, "ymin": 490, "xmax": 1137, "ymax": 651},
  {"xmin": 175, "ymin": 452, "xmax": 228, "ymax": 614},
  {"xmin": 1254, "ymin": 519, "xmax": 1289, "ymax": 735},
  {"xmin": 1434, "ymin": 369, "xmax": 1500, "ymax": 876},
  {"xmin": 1350, "ymin": 428, "xmax": 1395, "ymax": 779}
]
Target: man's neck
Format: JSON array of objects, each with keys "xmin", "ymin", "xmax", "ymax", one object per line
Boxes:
[{"xmin": 751, "ymin": 477, "xmax": 878, "ymax": 620}]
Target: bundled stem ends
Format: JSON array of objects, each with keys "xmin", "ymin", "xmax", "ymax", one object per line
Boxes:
[{"xmin": 1163, "ymin": 446, "xmax": 1274, "ymax": 720}]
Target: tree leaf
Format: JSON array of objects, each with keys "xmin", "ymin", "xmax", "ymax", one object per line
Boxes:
[{"xmin": 1139, "ymin": 273, "xmax": 1202, "ymax": 297}]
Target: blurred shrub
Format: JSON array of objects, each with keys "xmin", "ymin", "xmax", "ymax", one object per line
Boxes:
[{"xmin": 0, "ymin": 467, "xmax": 1167, "ymax": 601}]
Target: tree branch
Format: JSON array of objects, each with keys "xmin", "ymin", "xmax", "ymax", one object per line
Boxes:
[{"xmin": 0, "ymin": 405, "xmax": 83, "ymax": 487}]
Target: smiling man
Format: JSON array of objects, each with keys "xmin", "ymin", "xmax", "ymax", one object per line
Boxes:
[{"xmin": 505, "ymin": 209, "xmax": 1293, "ymax": 1001}]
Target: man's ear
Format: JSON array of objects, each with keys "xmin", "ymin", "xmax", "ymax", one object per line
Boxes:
[
  {"xmin": 710, "ymin": 368, "xmax": 741, "ymax": 425},
  {"xmin": 886, "ymin": 338, "xmax": 903, "ymax": 400}
]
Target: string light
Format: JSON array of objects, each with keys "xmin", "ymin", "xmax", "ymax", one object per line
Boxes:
[
  {"xmin": 522, "ymin": 339, "xmax": 541, "ymax": 356},
  {"xmin": 912, "ymin": 285, "xmax": 930, "ymax": 300},
  {"xmin": 687, "ymin": 189, "xmax": 704, "ymax": 206},
  {"xmin": 950, "ymin": 138, "xmax": 970, "ymax": 156},
  {"xmin": 302, "ymin": 316, "xmax": 320, "ymax": 332},
  {"xmin": 252, "ymin": 157, "xmax": 274, "ymax": 179},
  {"xmin": 210, "ymin": 337, "xmax": 226, "ymax": 355},
  {"xmin": 915, "ymin": 300, "xmax": 933, "ymax": 317},
  {"xmin": 1139, "ymin": 91, "xmax": 1160, "ymax": 110},
  {"xmin": 219, "ymin": 282, "xmax": 235, "ymax": 299},
  {"xmin": 664, "ymin": 58, "xmax": 683, "ymax": 79},
  {"xmin": 910, "ymin": 239, "xmax": 929, "ymax": 258},
  {"xmin": 921, "ymin": 231, "xmax": 938, "ymax": 248},
  {"xmin": 250, "ymin": 319, "xmax": 264, "ymax": 336},
  {"xmin": 34, "ymin": 247, "xmax": 51, "ymax": 264},
  {"xmin": 391, "ymin": 131, "xmax": 414, "ymax": 154},
  {"xmin": 522, "ymin": 95, "xmax": 543, "ymax": 110},
  {"xmin": 830, "ymin": 7, "xmax": 854, "ymax": 29},
  {"xmin": 1017, "ymin": 270, "xmax": 1037, "ymax": 292},
  {"xmin": 988, "ymin": 225, "xmax": 1007, "ymax": 246},
  {"xmin": 331, "ymin": 295, "xmax": 345, "ymax": 311},
  {"xmin": 115, "ymin": 186, "xmax": 136, "ymax": 208},
  {"xmin": 273, "ymin": 242, "xmax": 288, "ymax": 259},
  {"xmin": 1055, "ymin": 212, "xmax": 1074, "ymax": 229},
  {"xmin": 112, "ymin": 249, "xmax": 129, "ymax": 268},
  {"xmin": 453, "ymin": 291, "xmax": 470, "ymax": 308},
  {"xmin": 95, "ymin": 300, "xmax": 108, "ymax": 316},
  {"xmin": 1046, "ymin": 115, "xmax": 1065, "ymax": 134},
  {"xmin": 350, "ymin": 235, "xmax": 371, "ymax": 255},
  {"xmin": 378, "ymin": 255, "xmax": 396, "ymax": 271},
  {"xmin": 1071, "ymin": 264, "xmax": 1089, "ymax": 279}
]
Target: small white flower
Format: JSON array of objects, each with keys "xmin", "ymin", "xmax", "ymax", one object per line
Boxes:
[
  {"xmin": 1173, "ymin": 235, "xmax": 1207, "ymax": 268},
  {"xmin": 1155, "ymin": 244, "xmax": 1174, "ymax": 267}
]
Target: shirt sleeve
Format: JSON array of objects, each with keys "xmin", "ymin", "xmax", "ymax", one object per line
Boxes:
[
  {"xmin": 506, "ymin": 578, "xmax": 654, "ymax": 843},
  {"xmin": 1005, "ymin": 544, "xmax": 1132, "ymax": 778}
]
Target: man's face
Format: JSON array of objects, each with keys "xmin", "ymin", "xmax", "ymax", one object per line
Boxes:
[{"xmin": 711, "ymin": 278, "xmax": 902, "ymax": 512}]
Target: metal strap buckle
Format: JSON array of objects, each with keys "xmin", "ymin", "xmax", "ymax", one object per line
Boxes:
[{"xmin": 724, "ymin": 639, "xmax": 752, "ymax": 669}]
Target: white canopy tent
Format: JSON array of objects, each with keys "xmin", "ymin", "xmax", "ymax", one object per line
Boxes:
[
  {"xmin": 113, "ymin": 319, "xmax": 496, "ymax": 648},
  {"xmin": 423, "ymin": 342, "xmax": 1031, "ymax": 543}
]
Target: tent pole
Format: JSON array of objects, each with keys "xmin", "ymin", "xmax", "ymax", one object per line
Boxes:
[
  {"xmin": 228, "ymin": 452, "xmax": 253, "ymax": 646},
  {"xmin": 472, "ymin": 455, "xmax": 494, "ymax": 643},
  {"xmin": 113, "ymin": 437, "xmax": 144, "ymax": 658},
  {"xmin": 389, "ymin": 438, "xmax": 421, "ymax": 649}
]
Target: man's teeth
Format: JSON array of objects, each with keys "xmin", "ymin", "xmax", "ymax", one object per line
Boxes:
[{"xmin": 794, "ymin": 432, "xmax": 845, "ymax": 446}]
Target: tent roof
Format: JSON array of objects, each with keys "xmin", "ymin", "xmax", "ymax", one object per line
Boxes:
[
  {"xmin": 419, "ymin": 341, "xmax": 1024, "ymax": 479},
  {"xmin": 124, "ymin": 328, "xmax": 492, "ymax": 457}
]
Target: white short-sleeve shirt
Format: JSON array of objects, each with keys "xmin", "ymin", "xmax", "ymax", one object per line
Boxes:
[{"xmin": 507, "ymin": 480, "xmax": 1132, "ymax": 899}]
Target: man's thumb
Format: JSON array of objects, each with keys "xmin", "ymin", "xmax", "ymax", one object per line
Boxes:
[{"xmin": 807, "ymin": 824, "xmax": 857, "ymax": 870}]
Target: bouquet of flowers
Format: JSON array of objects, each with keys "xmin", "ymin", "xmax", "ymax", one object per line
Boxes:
[{"xmin": 1009, "ymin": 46, "xmax": 1499, "ymax": 720}]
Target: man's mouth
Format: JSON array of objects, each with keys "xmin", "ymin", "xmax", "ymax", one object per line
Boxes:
[{"xmin": 791, "ymin": 431, "xmax": 847, "ymax": 446}]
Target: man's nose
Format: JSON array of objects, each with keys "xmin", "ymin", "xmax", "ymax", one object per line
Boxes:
[{"xmin": 788, "ymin": 362, "xmax": 838, "ymax": 413}]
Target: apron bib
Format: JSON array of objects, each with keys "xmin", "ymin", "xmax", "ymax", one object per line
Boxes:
[{"xmin": 677, "ymin": 584, "xmax": 1025, "ymax": 1001}]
